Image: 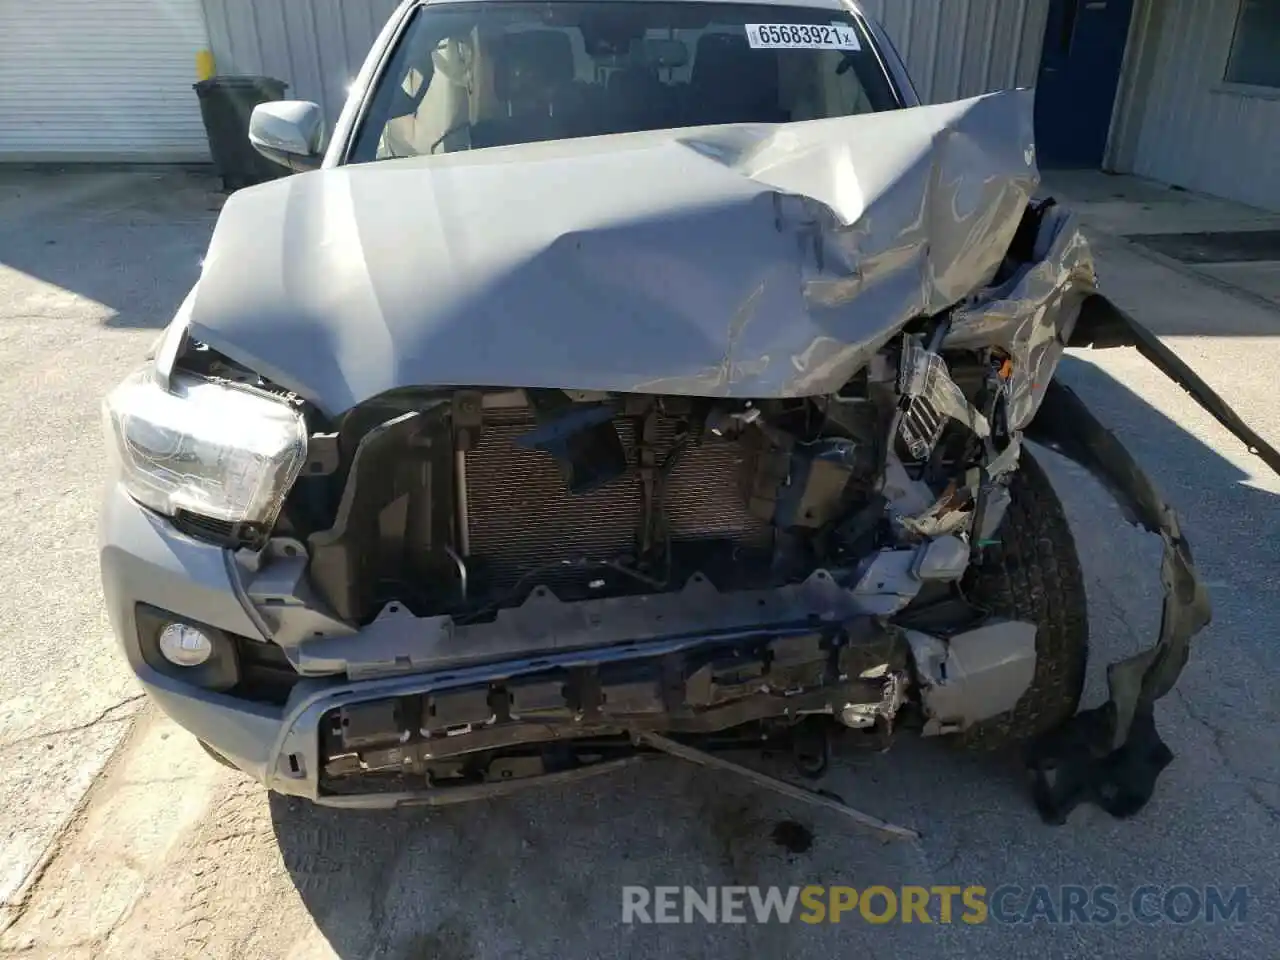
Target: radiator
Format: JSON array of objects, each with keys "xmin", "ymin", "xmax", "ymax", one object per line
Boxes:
[{"xmin": 464, "ymin": 409, "xmax": 771, "ymax": 589}]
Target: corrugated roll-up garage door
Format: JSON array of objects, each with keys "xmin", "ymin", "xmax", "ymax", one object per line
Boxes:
[{"xmin": 0, "ymin": 0, "xmax": 211, "ymax": 160}]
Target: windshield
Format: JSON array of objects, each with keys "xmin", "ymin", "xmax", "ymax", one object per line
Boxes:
[{"xmin": 351, "ymin": 1, "xmax": 901, "ymax": 161}]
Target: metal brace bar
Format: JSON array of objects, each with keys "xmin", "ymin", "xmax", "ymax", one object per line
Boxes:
[{"xmin": 634, "ymin": 731, "xmax": 920, "ymax": 841}]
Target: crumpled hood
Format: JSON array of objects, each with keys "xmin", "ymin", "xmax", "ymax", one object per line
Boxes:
[{"xmin": 190, "ymin": 90, "xmax": 1038, "ymax": 416}]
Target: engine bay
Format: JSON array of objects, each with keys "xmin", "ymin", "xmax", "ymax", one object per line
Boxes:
[{"xmin": 264, "ymin": 322, "xmax": 1015, "ymax": 634}]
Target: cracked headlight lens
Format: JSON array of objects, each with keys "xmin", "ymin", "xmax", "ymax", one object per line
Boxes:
[{"xmin": 102, "ymin": 367, "xmax": 307, "ymax": 528}]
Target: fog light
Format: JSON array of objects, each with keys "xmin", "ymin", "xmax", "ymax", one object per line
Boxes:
[{"xmin": 158, "ymin": 622, "xmax": 213, "ymax": 667}]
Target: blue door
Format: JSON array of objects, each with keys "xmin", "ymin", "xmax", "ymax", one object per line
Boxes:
[{"xmin": 1034, "ymin": 0, "xmax": 1135, "ymax": 168}]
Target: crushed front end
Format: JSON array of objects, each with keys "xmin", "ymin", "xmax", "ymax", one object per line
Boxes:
[
  {"xmin": 100, "ymin": 196, "xmax": 1081, "ymax": 821},
  {"xmin": 99, "ymin": 91, "xmax": 1280, "ymax": 825}
]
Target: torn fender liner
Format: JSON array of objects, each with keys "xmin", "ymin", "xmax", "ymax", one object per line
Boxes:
[
  {"xmin": 1070, "ymin": 293, "xmax": 1280, "ymax": 474},
  {"xmin": 1022, "ymin": 293, "xmax": 1280, "ymax": 821},
  {"xmin": 1026, "ymin": 379, "xmax": 1210, "ymax": 823}
]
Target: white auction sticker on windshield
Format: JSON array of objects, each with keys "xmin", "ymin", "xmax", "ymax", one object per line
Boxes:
[{"xmin": 745, "ymin": 23, "xmax": 861, "ymax": 50}]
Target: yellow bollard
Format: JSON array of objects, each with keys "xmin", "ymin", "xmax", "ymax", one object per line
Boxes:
[{"xmin": 196, "ymin": 49, "xmax": 216, "ymax": 81}]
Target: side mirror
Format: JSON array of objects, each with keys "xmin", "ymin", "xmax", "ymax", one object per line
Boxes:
[{"xmin": 249, "ymin": 101, "xmax": 325, "ymax": 172}]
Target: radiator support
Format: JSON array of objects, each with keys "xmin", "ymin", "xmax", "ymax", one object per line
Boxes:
[{"xmin": 463, "ymin": 408, "xmax": 773, "ymax": 596}]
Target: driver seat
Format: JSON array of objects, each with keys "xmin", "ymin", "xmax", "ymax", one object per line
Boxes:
[{"xmin": 471, "ymin": 30, "xmax": 579, "ymax": 147}]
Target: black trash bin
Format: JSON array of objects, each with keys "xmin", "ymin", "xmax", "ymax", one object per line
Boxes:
[{"xmin": 194, "ymin": 76, "xmax": 290, "ymax": 191}]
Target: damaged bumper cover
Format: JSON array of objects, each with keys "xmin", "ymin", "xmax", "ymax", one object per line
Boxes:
[
  {"xmin": 260, "ymin": 610, "xmax": 1024, "ymax": 837},
  {"xmin": 103, "ymin": 485, "xmax": 1033, "ymax": 823}
]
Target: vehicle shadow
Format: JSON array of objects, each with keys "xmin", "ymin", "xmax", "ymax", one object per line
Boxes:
[
  {"xmin": 268, "ymin": 352, "xmax": 1280, "ymax": 959},
  {"xmin": 0, "ymin": 166, "xmax": 219, "ymax": 331}
]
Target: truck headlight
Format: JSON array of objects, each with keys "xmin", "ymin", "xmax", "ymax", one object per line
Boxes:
[{"xmin": 102, "ymin": 367, "xmax": 307, "ymax": 529}]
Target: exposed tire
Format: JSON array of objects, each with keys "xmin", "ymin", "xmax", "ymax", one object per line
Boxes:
[{"xmin": 955, "ymin": 449, "xmax": 1089, "ymax": 749}]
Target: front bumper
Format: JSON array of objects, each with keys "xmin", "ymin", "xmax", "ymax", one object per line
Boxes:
[
  {"xmin": 99, "ymin": 482, "xmax": 285, "ymax": 783},
  {"xmin": 100, "ymin": 484, "xmax": 932, "ymax": 806}
]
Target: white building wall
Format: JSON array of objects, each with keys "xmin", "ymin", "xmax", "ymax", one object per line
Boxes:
[
  {"xmin": 202, "ymin": 0, "xmax": 402, "ymax": 122},
  {"xmin": 201, "ymin": 0, "xmax": 1049, "ymax": 124},
  {"xmin": 862, "ymin": 0, "xmax": 1049, "ymax": 105},
  {"xmin": 1122, "ymin": 0, "xmax": 1280, "ymax": 211},
  {"xmin": 0, "ymin": 0, "xmax": 211, "ymax": 160}
]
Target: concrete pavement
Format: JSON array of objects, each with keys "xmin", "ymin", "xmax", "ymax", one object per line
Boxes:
[
  {"xmin": 0, "ymin": 167, "xmax": 220, "ymax": 931},
  {"xmin": 0, "ymin": 167, "xmax": 1277, "ymax": 959},
  {"xmin": 1045, "ymin": 169, "xmax": 1280, "ymax": 310}
]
